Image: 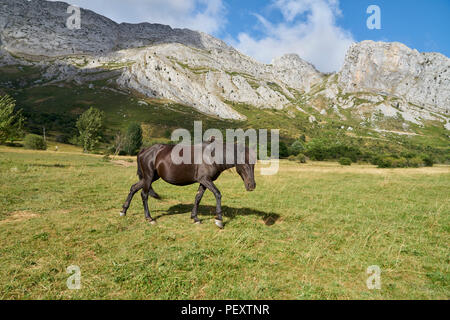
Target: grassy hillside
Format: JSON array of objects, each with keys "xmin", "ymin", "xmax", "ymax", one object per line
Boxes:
[
  {"xmin": 1, "ymin": 64, "xmax": 449, "ymax": 163},
  {"xmin": 0, "ymin": 147, "xmax": 449, "ymax": 299}
]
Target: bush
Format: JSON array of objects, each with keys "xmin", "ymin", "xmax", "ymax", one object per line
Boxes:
[
  {"xmin": 392, "ymin": 157, "xmax": 408, "ymax": 168},
  {"xmin": 407, "ymin": 157, "xmax": 423, "ymax": 168},
  {"xmin": 377, "ymin": 156, "xmax": 410, "ymax": 168},
  {"xmin": 279, "ymin": 141, "xmax": 289, "ymax": 158},
  {"xmin": 339, "ymin": 157, "xmax": 352, "ymax": 166},
  {"xmin": 305, "ymin": 139, "xmax": 361, "ymax": 162},
  {"xmin": 296, "ymin": 153, "xmax": 307, "ymax": 163},
  {"xmin": 377, "ymin": 157, "xmax": 395, "ymax": 168},
  {"xmin": 422, "ymin": 155, "xmax": 434, "ymax": 167},
  {"xmin": 288, "ymin": 153, "xmax": 307, "ymax": 163},
  {"xmin": 289, "ymin": 140, "xmax": 305, "ymax": 156},
  {"xmin": 369, "ymin": 155, "xmax": 382, "ymax": 166},
  {"xmin": 24, "ymin": 134, "xmax": 47, "ymax": 150}
]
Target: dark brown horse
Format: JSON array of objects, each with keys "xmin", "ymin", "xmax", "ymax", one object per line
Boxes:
[{"xmin": 120, "ymin": 141, "xmax": 256, "ymax": 228}]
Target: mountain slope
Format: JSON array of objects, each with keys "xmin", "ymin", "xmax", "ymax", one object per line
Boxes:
[
  {"xmin": 0, "ymin": 0, "xmax": 449, "ymax": 159},
  {"xmin": 339, "ymin": 41, "xmax": 449, "ymax": 114},
  {"xmin": 1, "ymin": 0, "xmax": 449, "ymax": 125}
]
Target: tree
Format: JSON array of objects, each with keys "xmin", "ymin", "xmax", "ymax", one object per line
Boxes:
[
  {"xmin": 289, "ymin": 140, "xmax": 305, "ymax": 156},
  {"xmin": 124, "ymin": 122, "xmax": 143, "ymax": 155},
  {"xmin": 279, "ymin": 141, "xmax": 289, "ymax": 158},
  {"xmin": 0, "ymin": 94, "xmax": 24, "ymax": 144},
  {"xmin": 24, "ymin": 134, "xmax": 47, "ymax": 150},
  {"xmin": 76, "ymin": 107, "xmax": 104, "ymax": 152},
  {"xmin": 112, "ymin": 131, "xmax": 125, "ymax": 157}
]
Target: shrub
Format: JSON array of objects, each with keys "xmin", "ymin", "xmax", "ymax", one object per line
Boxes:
[
  {"xmin": 422, "ymin": 155, "xmax": 434, "ymax": 167},
  {"xmin": 296, "ymin": 153, "xmax": 307, "ymax": 163},
  {"xmin": 392, "ymin": 157, "xmax": 408, "ymax": 168},
  {"xmin": 279, "ymin": 141, "xmax": 289, "ymax": 158},
  {"xmin": 24, "ymin": 134, "xmax": 47, "ymax": 150},
  {"xmin": 339, "ymin": 157, "xmax": 352, "ymax": 166},
  {"xmin": 305, "ymin": 139, "xmax": 361, "ymax": 162},
  {"xmin": 407, "ymin": 157, "xmax": 423, "ymax": 168},
  {"xmin": 377, "ymin": 157, "xmax": 395, "ymax": 168},
  {"xmin": 377, "ymin": 156, "xmax": 410, "ymax": 168},
  {"xmin": 400, "ymin": 151, "xmax": 418, "ymax": 159},
  {"xmin": 289, "ymin": 140, "xmax": 305, "ymax": 156},
  {"xmin": 369, "ymin": 155, "xmax": 381, "ymax": 166},
  {"xmin": 287, "ymin": 154, "xmax": 307, "ymax": 163},
  {"xmin": 305, "ymin": 140, "xmax": 327, "ymax": 161}
]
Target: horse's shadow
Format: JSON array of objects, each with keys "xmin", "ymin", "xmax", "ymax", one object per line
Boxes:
[{"xmin": 155, "ymin": 204, "xmax": 280, "ymax": 226}]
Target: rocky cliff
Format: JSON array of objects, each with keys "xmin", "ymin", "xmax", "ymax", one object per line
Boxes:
[
  {"xmin": 0, "ymin": 0, "xmax": 228, "ymax": 56},
  {"xmin": 0, "ymin": 0, "xmax": 448, "ymax": 129},
  {"xmin": 339, "ymin": 41, "xmax": 449, "ymax": 114}
]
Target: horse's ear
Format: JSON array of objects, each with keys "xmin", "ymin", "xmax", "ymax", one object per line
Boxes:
[{"xmin": 207, "ymin": 136, "xmax": 216, "ymax": 143}]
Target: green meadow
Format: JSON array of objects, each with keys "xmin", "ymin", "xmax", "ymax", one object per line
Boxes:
[{"xmin": 0, "ymin": 146, "xmax": 448, "ymax": 299}]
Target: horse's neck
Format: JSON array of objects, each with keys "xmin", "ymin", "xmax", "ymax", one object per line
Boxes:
[
  {"xmin": 217, "ymin": 144, "xmax": 239, "ymax": 172},
  {"xmin": 218, "ymin": 163, "xmax": 236, "ymax": 172}
]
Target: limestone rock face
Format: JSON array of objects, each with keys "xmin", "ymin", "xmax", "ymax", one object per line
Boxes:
[
  {"xmin": 115, "ymin": 44, "xmax": 304, "ymax": 119},
  {"xmin": 338, "ymin": 41, "xmax": 450, "ymax": 113},
  {"xmin": 0, "ymin": 0, "xmax": 229, "ymax": 56},
  {"xmin": 116, "ymin": 45, "xmax": 245, "ymax": 120},
  {"xmin": 0, "ymin": 1, "xmax": 448, "ymax": 128},
  {"xmin": 271, "ymin": 54, "xmax": 323, "ymax": 92}
]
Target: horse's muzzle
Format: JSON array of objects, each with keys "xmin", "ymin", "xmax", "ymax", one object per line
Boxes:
[{"xmin": 246, "ymin": 183, "xmax": 256, "ymax": 192}]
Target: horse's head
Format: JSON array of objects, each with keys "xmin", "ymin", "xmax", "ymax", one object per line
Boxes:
[
  {"xmin": 236, "ymin": 146, "xmax": 256, "ymax": 192},
  {"xmin": 236, "ymin": 163, "xmax": 256, "ymax": 191}
]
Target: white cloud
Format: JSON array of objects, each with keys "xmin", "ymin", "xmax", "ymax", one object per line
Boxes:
[
  {"xmin": 230, "ymin": 0, "xmax": 354, "ymax": 73},
  {"xmin": 50, "ymin": 0, "xmax": 226, "ymax": 35}
]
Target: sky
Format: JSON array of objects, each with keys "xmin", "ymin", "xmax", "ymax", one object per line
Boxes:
[{"xmin": 50, "ymin": 0, "xmax": 450, "ymax": 73}]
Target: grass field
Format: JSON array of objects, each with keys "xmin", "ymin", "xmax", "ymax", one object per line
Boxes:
[{"xmin": 0, "ymin": 146, "xmax": 449, "ymax": 299}]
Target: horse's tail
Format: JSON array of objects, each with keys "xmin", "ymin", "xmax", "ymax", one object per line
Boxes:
[{"xmin": 137, "ymin": 156, "xmax": 144, "ymax": 180}]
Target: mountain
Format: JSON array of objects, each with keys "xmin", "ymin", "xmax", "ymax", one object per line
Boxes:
[{"xmin": 0, "ymin": 0, "xmax": 449, "ymax": 158}]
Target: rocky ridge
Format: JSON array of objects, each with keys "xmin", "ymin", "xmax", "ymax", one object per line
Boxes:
[{"xmin": 0, "ymin": 0, "xmax": 449, "ymax": 129}]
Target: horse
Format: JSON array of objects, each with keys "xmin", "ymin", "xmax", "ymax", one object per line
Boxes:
[{"xmin": 120, "ymin": 140, "xmax": 256, "ymax": 229}]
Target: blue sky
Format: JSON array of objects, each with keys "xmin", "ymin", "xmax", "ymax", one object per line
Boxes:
[
  {"xmin": 53, "ymin": 0, "xmax": 450, "ymax": 72},
  {"xmin": 224, "ymin": 0, "xmax": 449, "ymax": 55}
]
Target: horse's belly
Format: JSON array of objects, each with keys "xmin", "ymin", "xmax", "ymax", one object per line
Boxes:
[
  {"xmin": 155, "ymin": 160, "xmax": 196, "ymax": 186},
  {"xmin": 161, "ymin": 176, "xmax": 196, "ymax": 186}
]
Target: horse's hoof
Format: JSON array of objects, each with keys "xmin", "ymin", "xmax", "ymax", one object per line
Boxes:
[
  {"xmin": 194, "ymin": 220, "xmax": 202, "ymax": 225},
  {"xmin": 148, "ymin": 219, "xmax": 156, "ymax": 225},
  {"xmin": 119, "ymin": 211, "xmax": 126, "ymax": 217},
  {"xmin": 215, "ymin": 219, "xmax": 224, "ymax": 229}
]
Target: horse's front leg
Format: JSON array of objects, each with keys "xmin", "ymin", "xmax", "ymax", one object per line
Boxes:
[
  {"xmin": 200, "ymin": 178, "xmax": 223, "ymax": 229},
  {"xmin": 192, "ymin": 184, "xmax": 206, "ymax": 224}
]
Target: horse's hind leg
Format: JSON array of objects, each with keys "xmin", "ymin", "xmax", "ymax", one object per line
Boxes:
[
  {"xmin": 141, "ymin": 177, "xmax": 157, "ymax": 224},
  {"xmin": 191, "ymin": 184, "xmax": 206, "ymax": 224},
  {"xmin": 120, "ymin": 180, "xmax": 144, "ymax": 216}
]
